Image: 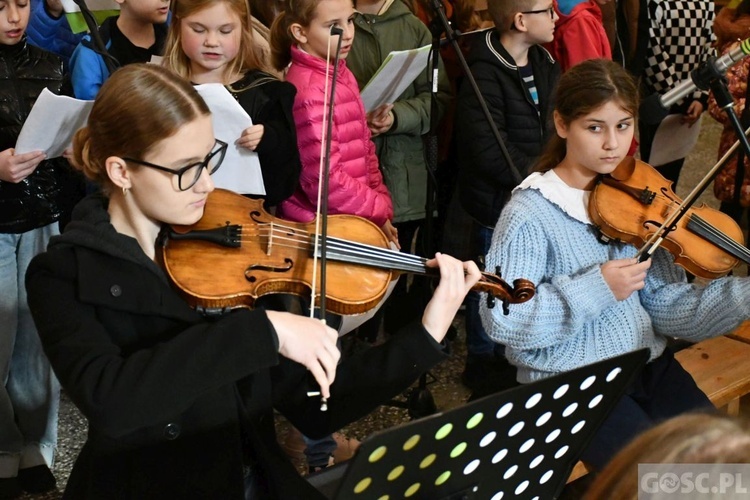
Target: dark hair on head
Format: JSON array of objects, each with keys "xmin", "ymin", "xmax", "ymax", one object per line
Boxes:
[
  {"xmin": 250, "ymin": 0, "xmax": 284, "ymax": 27},
  {"xmin": 71, "ymin": 64, "xmax": 211, "ymax": 194},
  {"xmin": 534, "ymin": 59, "xmax": 639, "ymax": 173},
  {"xmin": 269, "ymin": 0, "xmax": 321, "ymax": 71}
]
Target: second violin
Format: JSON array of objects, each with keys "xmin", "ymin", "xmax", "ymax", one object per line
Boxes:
[{"xmin": 589, "ymin": 156, "xmax": 750, "ymax": 279}]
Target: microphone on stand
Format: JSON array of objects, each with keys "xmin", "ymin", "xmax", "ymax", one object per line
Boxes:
[{"xmin": 640, "ymin": 38, "xmax": 750, "ymax": 124}]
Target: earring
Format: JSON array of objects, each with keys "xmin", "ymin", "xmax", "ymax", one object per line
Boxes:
[{"xmin": 122, "ymin": 187, "xmax": 129, "ymax": 196}]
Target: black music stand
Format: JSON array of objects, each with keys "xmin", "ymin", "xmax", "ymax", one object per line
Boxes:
[{"xmin": 309, "ymin": 348, "xmax": 649, "ymax": 499}]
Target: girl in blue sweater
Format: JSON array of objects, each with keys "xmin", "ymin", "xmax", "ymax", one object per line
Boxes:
[{"xmin": 480, "ymin": 58, "xmax": 750, "ymax": 470}]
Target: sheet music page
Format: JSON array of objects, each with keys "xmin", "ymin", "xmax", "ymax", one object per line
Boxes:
[
  {"xmin": 15, "ymin": 88, "xmax": 94, "ymax": 158},
  {"xmin": 648, "ymin": 114, "xmax": 702, "ymax": 167},
  {"xmin": 360, "ymin": 44, "xmax": 431, "ymax": 112},
  {"xmin": 194, "ymin": 84, "xmax": 266, "ymax": 195}
]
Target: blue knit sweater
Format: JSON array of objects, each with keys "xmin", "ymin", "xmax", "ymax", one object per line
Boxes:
[{"xmin": 480, "ymin": 180, "xmax": 750, "ymax": 383}]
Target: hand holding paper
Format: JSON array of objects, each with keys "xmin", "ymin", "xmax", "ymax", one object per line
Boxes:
[
  {"xmin": 367, "ymin": 103, "xmax": 394, "ymax": 136},
  {"xmin": 194, "ymin": 84, "xmax": 266, "ymax": 195},
  {"xmin": 360, "ymin": 45, "xmax": 431, "ymax": 112},
  {"xmin": 15, "ymin": 88, "xmax": 94, "ymax": 159},
  {"xmin": 0, "ymin": 149, "xmax": 46, "ymax": 184}
]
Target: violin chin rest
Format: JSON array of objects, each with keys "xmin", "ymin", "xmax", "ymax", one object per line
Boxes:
[{"xmin": 610, "ymin": 156, "xmax": 636, "ymax": 181}]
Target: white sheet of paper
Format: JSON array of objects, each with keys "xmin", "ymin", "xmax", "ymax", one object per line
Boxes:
[
  {"xmin": 60, "ymin": 0, "xmax": 119, "ymax": 13},
  {"xmin": 15, "ymin": 89, "xmax": 94, "ymax": 157},
  {"xmin": 360, "ymin": 45, "xmax": 431, "ymax": 112},
  {"xmin": 195, "ymin": 84, "xmax": 265, "ymax": 195},
  {"xmin": 648, "ymin": 113, "xmax": 702, "ymax": 166}
]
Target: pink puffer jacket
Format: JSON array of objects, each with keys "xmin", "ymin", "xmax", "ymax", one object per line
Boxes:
[{"xmin": 278, "ymin": 46, "xmax": 393, "ymax": 226}]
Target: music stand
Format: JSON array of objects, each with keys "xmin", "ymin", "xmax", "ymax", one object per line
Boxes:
[{"xmin": 309, "ymin": 348, "xmax": 648, "ymax": 499}]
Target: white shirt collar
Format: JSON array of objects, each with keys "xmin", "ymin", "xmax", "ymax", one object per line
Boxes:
[{"xmin": 514, "ymin": 169, "xmax": 592, "ymax": 224}]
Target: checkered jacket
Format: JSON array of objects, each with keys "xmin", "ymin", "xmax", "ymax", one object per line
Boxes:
[{"xmin": 643, "ymin": 0, "xmax": 715, "ymax": 106}]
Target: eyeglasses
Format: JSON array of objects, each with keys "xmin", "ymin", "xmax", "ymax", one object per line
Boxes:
[
  {"xmin": 522, "ymin": 6, "xmax": 555, "ymax": 19},
  {"xmin": 511, "ymin": 6, "xmax": 555, "ymax": 29},
  {"xmin": 123, "ymin": 139, "xmax": 227, "ymax": 191}
]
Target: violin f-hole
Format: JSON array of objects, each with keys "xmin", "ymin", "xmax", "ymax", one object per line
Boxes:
[{"xmin": 245, "ymin": 258, "xmax": 294, "ymax": 282}]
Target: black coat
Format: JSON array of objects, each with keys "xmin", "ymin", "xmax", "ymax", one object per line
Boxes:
[
  {"xmin": 455, "ymin": 30, "xmax": 559, "ymax": 227},
  {"xmin": 0, "ymin": 37, "xmax": 73, "ymax": 233},
  {"xmin": 26, "ymin": 195, "xmax": 447, "ymax": 499},
  {"xmin": 228, "ymin": 70, "xmax": 301, "ymax": 207}
]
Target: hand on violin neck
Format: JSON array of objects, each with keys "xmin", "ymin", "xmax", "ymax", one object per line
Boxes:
[
  {"xmin": 265, "ymin": 311, "xmax": 340, "ymax": 399},
  {"xmin": 422, "ymin": 253, "xmax": 482, "ymax": 342},
  {"xmin": 601, "ymin": 258, "xmax": 651, "ymax": 301},
  {"xmin": 381, "ymin": 220, "xmax": 400, "ymax": 249}
]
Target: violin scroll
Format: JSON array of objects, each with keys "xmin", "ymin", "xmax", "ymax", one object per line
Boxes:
[{"xmin": 474, "ymin": 272, "xmax": 536, "ymax": 309}]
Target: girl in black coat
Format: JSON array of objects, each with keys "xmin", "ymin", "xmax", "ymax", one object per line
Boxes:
[{"xmin": 25, "ymin": 63, "xmax": 480, "ymax": 499}]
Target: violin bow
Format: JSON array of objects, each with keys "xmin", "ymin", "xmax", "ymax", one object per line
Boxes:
[
  {"xmin": 637, "ymin": 124, "xmax": 750, "ymax": 261},
  {"xmin": 308, "ymin": 26, "xmax": 345, "ymax": 411}
]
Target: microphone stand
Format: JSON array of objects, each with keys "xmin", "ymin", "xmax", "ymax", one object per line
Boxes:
[
  {"xmin": 429, "ymin": 0, "xmax": 523, "ymax": 184},
  {"xmin": 72, "ymin": 0, "xmax": 119, "ymax": 74},
  {"xmin": 389, "ymin": 0, "xmax": 447, "ymax": 421},
  {"xmin": 388, "ymin": 0, "xmax": 523, "ymax": 420},
  {"xmin": 710, "ymin": 77, "xmax": 750, "ymax": 173}
]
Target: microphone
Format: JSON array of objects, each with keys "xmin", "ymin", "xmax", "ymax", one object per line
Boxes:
[
  {"xmin": 640, "ymin": 38, "xmax": 750, "ymax": 124},
  {"xmin": 330, "ymin": 26, "xmax": 343, "ymax": 36}
]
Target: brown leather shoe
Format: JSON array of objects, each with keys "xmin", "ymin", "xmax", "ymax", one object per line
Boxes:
[{"xmin": 331, "ymin": 432, "xmax": 360, "ymax": 463}]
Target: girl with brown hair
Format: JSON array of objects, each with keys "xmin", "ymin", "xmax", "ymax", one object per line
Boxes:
[{"xmin": 481, "ymin": 58, "xmax": 750, "ymax": 471}]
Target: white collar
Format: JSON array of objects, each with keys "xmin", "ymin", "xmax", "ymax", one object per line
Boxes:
[{"xmin": 514, "ymin": 170, "xmax": 592, "ymax": 224}]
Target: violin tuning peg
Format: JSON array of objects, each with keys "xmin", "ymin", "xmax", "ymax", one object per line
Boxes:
[
  {"xmin": 495, "ymin": 266, "xmax": 502, "ymax": 278},
  {"xmin": 476, "ymin": 255, "xmax": 486, "ymax": 272},
  {"xmin": 486, "ymin": 293, "xmax": 496, "ymax": 310},
  {"xmin": 502, "ymin": 300, "xmax": 510, "ymax": 316}
]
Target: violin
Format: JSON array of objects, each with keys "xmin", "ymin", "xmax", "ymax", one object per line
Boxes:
[
  {"xmin": 159, "ymin": 189, "xmax": 535, "ymax": 315},
  {"xmin": 589, "ymin": 156, "xmax": 750, "ymax": 279}
]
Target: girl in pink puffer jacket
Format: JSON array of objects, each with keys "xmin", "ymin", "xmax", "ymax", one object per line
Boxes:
[{"xmin": 269, "ymin": 0, "xmax": 398, "ymax": 244}]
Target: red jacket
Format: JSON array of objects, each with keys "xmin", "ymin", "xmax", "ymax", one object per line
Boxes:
[
  {"xmin": 278, "ymin": 46, "xmax": 393, "ymax": 226},
  {"xmin": 547, "ymin": 0, "xmax": 611, "ymax": 72}
]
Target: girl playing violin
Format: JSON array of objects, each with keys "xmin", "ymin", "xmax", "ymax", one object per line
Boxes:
[
  {"xmin": 24, "ymin": 64, "xmax": 480, "ymax": 499},
  {"xmin": 480, "ymin": 58, "xmax": 750, "ymax": 471}
]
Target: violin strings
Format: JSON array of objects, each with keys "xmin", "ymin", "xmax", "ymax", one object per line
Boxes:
[
  {"xmin": 688, "ymin": 215, "xmax": 750, "ymax": 264},
  {"xmin": 644, "ymin": 195, "xmax": 750, "ymax": 263},
  {"xmin": 226, "ymin": 222, "xmax": 430, "ymax": 274}
]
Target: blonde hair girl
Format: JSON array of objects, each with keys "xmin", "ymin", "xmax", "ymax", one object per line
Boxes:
[{"xmin": 163, "ymin": 0, "xmax": 301, "ymax": 206}]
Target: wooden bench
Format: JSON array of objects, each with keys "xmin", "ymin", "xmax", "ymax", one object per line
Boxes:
[
  {"xmin": 567, "ymin": 320, "xmax": 750, "ymax": 483},
  {"xmin": 673, "ymin": 329, "xmax": 750, "ymax": 416}
]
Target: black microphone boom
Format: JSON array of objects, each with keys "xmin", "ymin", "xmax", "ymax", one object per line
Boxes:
[{"xmin": 640, "ymin": 38, "xmax": 750, "ymax": 125}]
